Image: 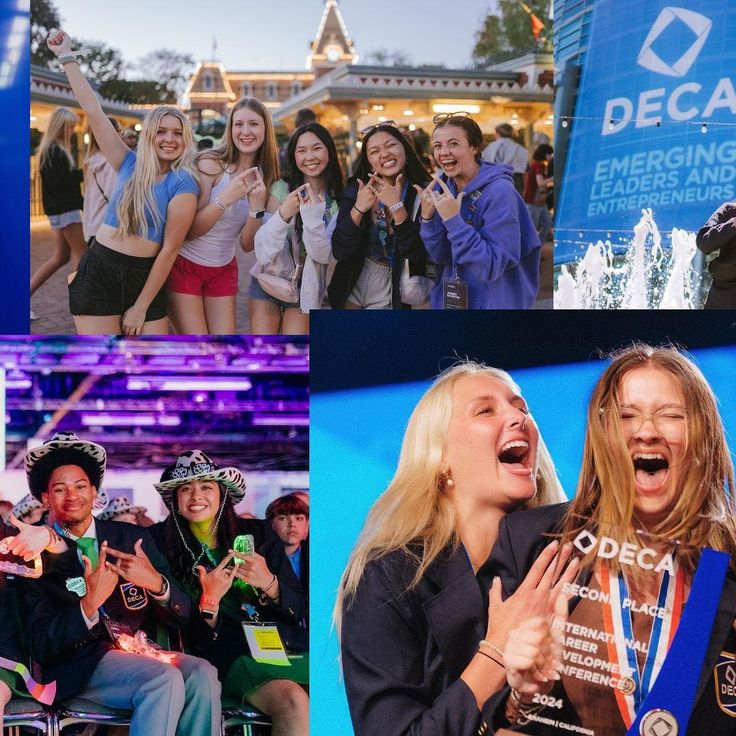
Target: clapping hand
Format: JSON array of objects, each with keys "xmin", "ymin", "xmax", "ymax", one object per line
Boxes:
[{"xmin": 504, "ymin": 593, "xmax": 568, "ymax": 699}]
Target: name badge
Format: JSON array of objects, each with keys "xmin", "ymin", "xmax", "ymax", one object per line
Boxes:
[
  {"xmin": 120, "ymin": 582, "xmax": 148, "ymax": 611},
  {"xmin": 242, "ymin": 623, "xmax": 291, "ymax": 666},
  {"xmin": 66, "ymin": 576, "xmax": 87, "ymax": 597},
  {"xmin": 443, "ymin": 277, "xmax": 468, "ymax": 309}
]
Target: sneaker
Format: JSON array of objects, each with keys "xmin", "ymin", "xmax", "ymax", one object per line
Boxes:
[{"xmin": 30, "ymin": 310, "xmax": 39, "ymax": 320}]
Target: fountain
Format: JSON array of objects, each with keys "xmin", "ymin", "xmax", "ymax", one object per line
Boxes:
[{"xmin": 555, "ymin": 209, "xmax": 706, "ymax": 309}]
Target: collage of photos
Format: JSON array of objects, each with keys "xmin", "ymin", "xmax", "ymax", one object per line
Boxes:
[{"xmin": 0, "ymin": 0, "xmax": 734, "ymax": 735}]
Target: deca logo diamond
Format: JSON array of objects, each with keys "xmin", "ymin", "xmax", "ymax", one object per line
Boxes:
[{"xmin": 637, "ymin": 6, "xmax": 712, "ymax": 78}]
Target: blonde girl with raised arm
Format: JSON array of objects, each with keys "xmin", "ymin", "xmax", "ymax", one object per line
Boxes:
[{"xmin": 47, "ymin": 30, "xmax": 199, "ymax": 336}]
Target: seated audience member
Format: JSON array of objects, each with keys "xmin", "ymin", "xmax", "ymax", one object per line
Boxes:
[
  {"xmin": 19, "ymin": 433, "xmax": 221, "ymax": 736},
  {"xmin": 151, "ymin": 450, "xmax": 309, "ymax": 736},
  {"xmin": 0, "ymin": 510, "xmax": 67, "ymax": 726},
  {"xmin": 265, "ymin": 494, "xmax": 309, "ymax": 599}
]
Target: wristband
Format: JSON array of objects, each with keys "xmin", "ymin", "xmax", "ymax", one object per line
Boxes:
[
  {"xmin": 44, "ymin": 526, "xmax": 61, "ymax": 552},
  {"xmin": 479, "ymin": 639, "xmax": 505, "ymax": 660},
  {"xmin": 214, "ymin": 197, "xmax": 227, "ymax": 211},
  {"xmin": 477, "ymin": 648, "xmax": 504, "ymax": 669},
  {"xmin": 419, "ymin": 215, "xmax": 433, "ymax": 224},
  {"xmin": 388, "ymin": 201, "xmax": 405, "ymax": 213},
  {"xmin": 57, "ymin": 53, "xmax": 77, "ymax": 66},
  {"xmin": 150, "ymin": 576, "xmax": 169, "ymax": 598},
  {"xmin": 352, "ymin": 205, "xmax": 368, "ymax": 216}
]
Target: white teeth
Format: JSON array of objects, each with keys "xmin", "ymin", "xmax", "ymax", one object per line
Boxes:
[
  {"xmin": 633, "ymin": 452, "xmax": 665, "ymax": 460},
  {"xmin": 189, "ymin": 505, "xmax": 206, "ymax": 511},
  {"xmin": 501, "ymin": 440, "xmax": 529, "ymax": 453}
]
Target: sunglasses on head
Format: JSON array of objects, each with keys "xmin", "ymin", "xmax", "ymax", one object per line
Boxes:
[
  {"xmin": 360, "ymin": 120, "xmax": 398, "ymax": 138},
  {"xmin": 432, "ymin": 111, "xmax": 473, "ymax": 125}
]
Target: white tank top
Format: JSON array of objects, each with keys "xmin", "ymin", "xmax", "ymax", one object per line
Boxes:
[{"xmin": 179, "ymin": 170, "xmax": 250, "ymax": 267}]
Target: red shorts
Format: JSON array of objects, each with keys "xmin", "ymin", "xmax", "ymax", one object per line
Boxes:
[{"xmin": 167, "ymin": 255, "xmax": 238, "ymax": 297}]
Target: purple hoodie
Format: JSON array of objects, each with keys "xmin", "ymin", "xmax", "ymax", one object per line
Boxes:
[{"xmin": 420, "ymin": 162, "xmax": 541, "ymax": 309}]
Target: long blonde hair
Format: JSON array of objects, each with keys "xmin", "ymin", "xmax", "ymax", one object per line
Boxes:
[
  {"xmin": 200, "ymin": 97, "xmax": 279, "ymax": 191},
  {"xmin": 336, "ymin": 361, "xmax": 566, "ymax": 631},
  {"xmin": 84, "ymin": 117, "xmax": 121, "ymax": 162},
  {"xmin": 39, "ymin": 107, "xmax": 78, "ymax": 168},
  {"xmin": 561, "ymin": 343, "xmax": 736, "ymax": 573},
  {"xmin": 115, "ymin": 106, "xmax": 198, "ymax": 240}
]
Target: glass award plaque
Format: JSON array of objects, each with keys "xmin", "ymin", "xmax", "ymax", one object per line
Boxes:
[{"xmin": 505, "ymin": 520, "xmax": 729, "ymax": 736}]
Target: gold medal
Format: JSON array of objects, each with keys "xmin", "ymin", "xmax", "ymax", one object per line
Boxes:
[{"xmin": 617, "ymin": 676, "xmax": 637, "ymax": 695}]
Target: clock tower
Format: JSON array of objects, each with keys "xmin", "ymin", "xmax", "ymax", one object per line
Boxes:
[{"xmin": 308, "ymin": 0, "xmax": 358, "ymax": 77}]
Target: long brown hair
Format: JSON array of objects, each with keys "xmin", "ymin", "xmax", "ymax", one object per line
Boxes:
[
  {"xmin": 561, "ymin": 343, "xmax": 736, "ymax": 573},
  {"xmin": 200, "ymin": 97, "xmax": 279, "ymax": 192}
]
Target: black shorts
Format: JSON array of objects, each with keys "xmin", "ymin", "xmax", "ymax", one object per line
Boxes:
[{"xmin": 68, "ymin": 239, "xmax": 167, "ymax": 321}]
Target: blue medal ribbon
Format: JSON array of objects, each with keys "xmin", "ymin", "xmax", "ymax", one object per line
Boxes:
[{"xmin": 627, "ymin": 548, "xmax": 729, "ymax": 735}]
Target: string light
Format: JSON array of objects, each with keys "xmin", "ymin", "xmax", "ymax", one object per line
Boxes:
[{"xmin": 553, "ymin": 114, "xmax": 735, "ymax": 129}]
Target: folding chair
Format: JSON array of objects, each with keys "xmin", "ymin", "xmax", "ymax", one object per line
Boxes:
[
  {"xmin": 52, "ymin": 697, "xmax": 131, "ymax": 735},
  {"xmin": 3, "ymin": 697, "xmax": 53, "ymax": 734},
  {"xmin": 221, "ymin": 697, "xmax": 272, "ymax": 736}
]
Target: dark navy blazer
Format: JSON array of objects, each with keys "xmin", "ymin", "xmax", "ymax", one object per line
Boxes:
[
  {"xmin": 18, "ymin": 518, "xmax": 191, "ymax": 700},
  {"xmin": 342, "ymin": 543, "xmax": 495, "ymax": 736},
  {"xmin": 484, "ymin": 502, "xmax": 736, "ymax": 735}
]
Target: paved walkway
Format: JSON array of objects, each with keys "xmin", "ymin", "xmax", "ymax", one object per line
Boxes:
[{"xmin": 30, "ymin": 221, "xmax": 553, "ymax": 334}]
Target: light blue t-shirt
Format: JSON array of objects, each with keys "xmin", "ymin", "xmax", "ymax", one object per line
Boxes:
[{"xmin": 103, "ymin": 150, "xmax": 199, "ymax": 245}]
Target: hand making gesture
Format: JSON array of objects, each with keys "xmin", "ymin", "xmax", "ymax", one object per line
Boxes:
[
  {"xmin": 279, "ymin": 184, "xmax": 308, "ymax": 221},
  {"xmin": 105, "ymin": 539, "xmax": 167, "ymax": 594},
  {"xmin": 431, "ymin": 177, "xmax": 466, "ymax": 222},
  {"xmin": 81, "ymin": 540, "xmax": 119, "ymax": 618},
  {"xmin": 195, "ymin": 550, "xmax": 241, "ymax": 608},
  {"xmin": 244, "ymin": 167, "xmax": 268, "ymax": 212},
  {"xmin": 1, "ymin": 514, "xmax": 67, "ymax": 560},
  {"xmin": 414, "ymin": 181, "xmax": 438, "ymax": 220}
]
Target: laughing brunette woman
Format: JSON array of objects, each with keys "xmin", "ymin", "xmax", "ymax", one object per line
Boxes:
[
  {"xmin": 336, "ymin": 362, "xmax": 575, "ymax": 736},
  {"xmin": 47, "ymin": 30, "xmax": 199, "ymax": 335},
  {"xmin": 328, "ymin": 122, "xmax": 431, "ymax": 310},
  {"xmin": 416, "ymin": 113, "xmax": 541, "ymax": 309}
]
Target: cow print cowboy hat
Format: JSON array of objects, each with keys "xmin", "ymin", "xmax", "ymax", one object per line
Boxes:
[
  {"xmin": 25, "ymin": 432, "xmax": 107, "ymax": 500},
  {"xmin": 154, "ymin": 450, "xmax": 247, "ymax": 505}
]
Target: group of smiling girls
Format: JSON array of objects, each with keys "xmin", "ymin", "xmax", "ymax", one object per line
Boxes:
[{"xmin": 47, "ymin": 30, "xmax": 541, "ymax": 336}]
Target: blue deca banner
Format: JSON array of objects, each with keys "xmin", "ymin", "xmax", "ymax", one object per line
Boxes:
[{"xmin": 556, "ymin": 0, "xmax": 736, "ymax": 263}]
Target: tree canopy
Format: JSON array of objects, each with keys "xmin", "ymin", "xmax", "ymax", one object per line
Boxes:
[{"xmin": 473, "ymin": 0, "xmax": 552, "ymax": 66}]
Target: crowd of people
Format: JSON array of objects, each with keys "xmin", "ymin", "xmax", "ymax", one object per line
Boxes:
[
  {"xmin": 337, "ymin": 344, "xmax": 736, "ymax": 735},
  {"xmin": 0, "ymin": 435, "xmax": 309, "ymax": 735},
  {"xmin": 32, "ymin": 30, "xmax": 547, "ymax": 334}
]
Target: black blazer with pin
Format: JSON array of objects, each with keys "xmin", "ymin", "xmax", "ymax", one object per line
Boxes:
[
  {"xmin": 342, "ymin": 542, "xmax": 497, "ymax": 736},
  {"xmin": 483, "ymin": 502, "xmax": 736, "ymax": 735},
  {"xmin": 18, "ymin": 519, "xmax": 192, "ymax": 700}
]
